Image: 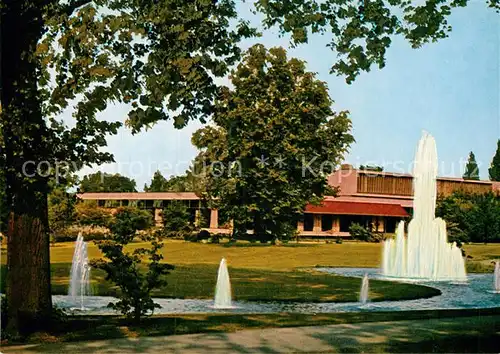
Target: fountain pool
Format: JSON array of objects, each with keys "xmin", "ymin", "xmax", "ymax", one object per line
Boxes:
[{"xmin": 54, "ymin": 268, "xmax": 499, "ymax": 315}]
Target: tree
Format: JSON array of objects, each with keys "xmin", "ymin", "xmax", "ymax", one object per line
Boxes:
[
  {"xmin": 80, "ymin": 172, "xmax": 137, "ymax": 193},
  {"xmin": 192, "ymin": 45, "xmax": 354, "ymax": 242},
  {"xmin": 436, "ymin": 191, "xmax": 500, "ymax": 243},
  {"xmin": 1, "ymin": 0, "xmax": 254, "ymax": 334},
  {"xmin": 48, "ymin": 187, "xmax": 76, "ymax": 236},
  {"xmin": 144, "ymin": 171, "xmax": 169, "ymax": 192},
  {"xmin": 463, "ymin": 151, "xmax": 480, "ymax": 180},
  {"xmin": 489, "ymin": 140, "xmax": 500, "ymax": 181},
  {"xmin": 90, "ymin": 207, "xmax": 173, "ymax": 322},
  {"xmin": 162, "ymin": 201, "xmax": 194, "ymax": 238},
  {"xmin": 144, "ymin": 168, "xmax": 207, "ymax": 193}
]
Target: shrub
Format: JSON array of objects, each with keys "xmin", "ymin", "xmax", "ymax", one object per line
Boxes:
[
  {"xmin": 90, "ymin": 207, "xmax": 171, "ymax": 322},
  {"xmin": 163, "ymin": 201, "xmax": 194, "ymax": 238},
  {"xmin": 436, "ymin": 191, "xmax": 500, "ymax": 243},
  {"xmin": 349, "ymin": 223, "xmax": 372, "ymax": 241},
  {"xmin": 52, "ymin": 225, "xmax": 110, "ymax": 243},
  {"xmin": 348, "ymin": 223, "xmax": 383, "ymax": 242},
  {"xmin": 74, "ymin": 201, "xmax": 112, "ymax": 227}
]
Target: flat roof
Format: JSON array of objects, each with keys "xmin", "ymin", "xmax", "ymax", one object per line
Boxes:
[{"xmin": 76, "ymin": 192, "xmax": 200, "ymax": 200}]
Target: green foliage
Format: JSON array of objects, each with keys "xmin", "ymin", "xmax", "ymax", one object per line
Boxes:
[
  {"xmin": 463, "ymin": 151, "xmax": 480, "ymax": 180},
  {"xmin": 436, "ymin": 191, "xmax": 500, "ymax": 243},
  {"xmin": 349, "ymin": 223, "xmax": 372, "ymax": 242},
  {"xmin": 144, "ymin": 168, "xmax": 208, "ymax": 194},
  {"xmin": 489, "ymin": 140, "xmax": 500, "ymax": 181},
  {"xmin": 144, "ymin": 171, "xmax": 170, "ymax": 192},
  {"xmin": 74, "ymin": 200, "xmax": 112, "ymax": 227},
  {"xmin": 79, "ymin": 172, "xmax": 137, "ymax": 193},
  {"xmin": 359, "ymin": 165, "xmax": 384, "ymax": 172},
  {"xmin": 255, "ymin": 0, "xmax": 499, "ymax": 83},
  {"xmin": 48, "ymin": 187, "xmax": 76, "ymax": 235},
  {"xmin": 192, "ymin": 45, "xmax": 354, "ymax": 242},
  {"xmin": 90, "ymin": 207, "xmax": 171, "ymax": 322},
  {"xmin": 52, "ymin": 225, "xmax": 110, "ymax": 243},
  {"xmin": 162, "ymin": 201, "xmax": 194, "ymax": 238},
  {"xmin": 107, "ymin": 207, "xmax": 153, "ymax": 237},
  {"xmin": 348, "ymin": 223, "xmax": 384, "ymax": 243}
]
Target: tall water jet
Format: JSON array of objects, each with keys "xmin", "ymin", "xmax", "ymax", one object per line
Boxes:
[
  {"xmin": 382, "ymin": 132, "xmax": 467, "ymax": 281},
  {"xmin": 359, "ymin": 273, "xmax": 369, "ymax": 304},
  {"xmin": 494, "ymin": 261, "xmax": 500, "ymax": 293},
  {"xmin": 68, "ymin": 233, "xmax": 91, "ymax": 309},
  {"xmin": 214, "ymin": 258, "xmax": 232, "ymax": 309}
]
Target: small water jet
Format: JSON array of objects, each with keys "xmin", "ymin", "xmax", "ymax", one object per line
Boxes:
[
  {"xmin": 382, "ymin": 132, "xmax": 467, "ymax": 281},
  {"xmin": 494, "ymin": 261, "xmax": 500, "ymax": 293},
  {"xmin": 359, "ymin": 273, "xmax": 369, "ymax": 304},
  {"xmin": 214, "ymin": 258, "xmax": 232, "ymax": 309},
  {"xmin": 68, "ymin": 233, "xmax": 91, "ymax": 310}
]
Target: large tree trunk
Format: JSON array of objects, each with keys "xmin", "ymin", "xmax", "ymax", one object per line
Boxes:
[{"xmin": 1, "ymin": 0, "xmax": 53, "ymax": 335}]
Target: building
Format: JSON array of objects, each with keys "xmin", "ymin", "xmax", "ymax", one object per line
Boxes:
[{"xmin": 76, "ymin": 166, "xmax": 500, "ymax": 238}]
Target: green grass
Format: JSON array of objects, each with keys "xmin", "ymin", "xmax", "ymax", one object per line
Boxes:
[
  {"xmin": 2, "ymin": 240, "xmax": 498, "ymax": 304},
  {"xmin": 3, "ymin": 263, "xmax": 440, "ymax": 303},
  {"xmin": 3, "ymin": 240, "xmax": 499, "ymax": 272}
]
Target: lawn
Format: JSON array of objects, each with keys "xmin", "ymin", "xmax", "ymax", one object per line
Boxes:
[
  {"xmin": 0, "ymin": 240, "xmax": 444, "ymax": 303},
  {"xmin": 1, "ymin": 240, "xmax": 499, "ymax": 303},
  {"xmin": 45, "ymin": 239, "xmax": 500, "ymax": 272}
]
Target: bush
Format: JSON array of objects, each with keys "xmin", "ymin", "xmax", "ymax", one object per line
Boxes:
[
  {"xmin": 162, "ymin": 201, "xmax": 194, "ymax": 238},
  {"xmin": 74, "ymin": 201, "xmax": 112, "ymax": 227},
  {"xmin": 336, "ymin": 237, "xmax": 343, "ymax": 244},
  {"xmin": 436, "ymin": 191, "xmax": 500, "ymax": 243},
  {"xmin": 52, "ymin": 225, "xmax": 110, "ymax": 243},
  {"xmin": 349, "ymin": 223, "xmax": 372, "ymax": 241},
  {"xmin": 90, "ymin": 207, "xmax": 172, "ymax": 322},
  {"xmin": 348, "ymin": 223, "xmax": 383, "ymax": 243}
]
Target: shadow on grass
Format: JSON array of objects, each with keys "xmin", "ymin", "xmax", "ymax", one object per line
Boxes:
[{"xmin": 4, "ymin": 309, "xmax": 500, "ymax": 352}]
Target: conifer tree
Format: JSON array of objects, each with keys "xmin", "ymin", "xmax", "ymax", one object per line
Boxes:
[
  {"xmin": 488, "ymin": 140, "xmax": 500, "ymax": 182},
  {"xmin": 463, "ymin": 151, "xmax": 480, "ymax": 181}
]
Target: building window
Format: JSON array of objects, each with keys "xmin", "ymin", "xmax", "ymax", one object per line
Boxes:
[
  {"xmin": 303, "ymin": 213, "xmax": 314, "ymax": 231},
  {"xmin": 321, "ymin": 215, "xmax": 333, "ymax": 231},
  {"xmin": 386, "ymin": 217, "xmax": 397, "ymax": 233}
]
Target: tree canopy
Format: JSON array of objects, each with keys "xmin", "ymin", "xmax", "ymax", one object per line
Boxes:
[
  {"xmin": 255, "ymin": 0, "xmax": 499, "ymax": 83},
  {"xmin": 192, "ymin": 44, "xmax": 354, "ymax": 241},
  {"xmin": 79, "ymin": 172, "xmax": 137, "ymax": 193},
  {"xmin": 463, "ymin": 151, "xmax": 480, "ymax": 181},
  {"xmin": 489, "ymin": 140, "xmax": 500, "ymax": 181},
  {"xmin": 144, "ymin": 169, "xmax": 204, "ymax": 193}
]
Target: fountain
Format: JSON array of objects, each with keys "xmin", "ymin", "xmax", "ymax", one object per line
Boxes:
[
  {"xmin": 382, "ymin": 132, "xmax": 467, "ymax": 281},
  {"xmin": 214, "ymin": 258, "xmax": 233, "ymax": 309},
  {"xmin": 494, "ymin": 261, "xmax": 500, "ymax": 293},
  {"xmin": 359, "ymin": 273, "xmax": 369, "ymax": 304},
  {"xmin": 68, "ymin": 233, "xmax": 91, "ymax": 309}
]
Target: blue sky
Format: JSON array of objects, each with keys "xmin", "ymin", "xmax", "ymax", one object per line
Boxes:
[{"xmin": 76, "ymin": 1, "xmax": 499, "ymax": 189}]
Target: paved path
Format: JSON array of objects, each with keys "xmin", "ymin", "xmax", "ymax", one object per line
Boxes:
[{"xmin": 3, "ymin": 315, "xmax": 500, "ymax": 353}]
